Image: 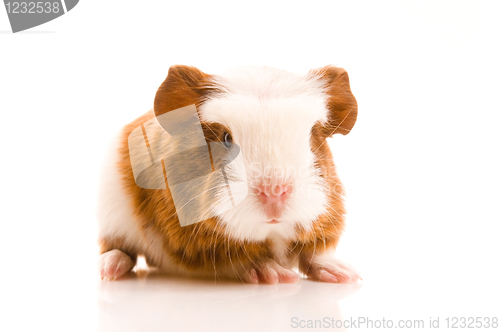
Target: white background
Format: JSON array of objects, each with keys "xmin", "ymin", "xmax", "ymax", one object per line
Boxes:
[{"xmin": 1, "ymin": 1, "xmax": 499, "ymax": 331}]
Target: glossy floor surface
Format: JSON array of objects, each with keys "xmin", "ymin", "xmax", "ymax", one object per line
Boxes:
[{"xmin": 5, "ymin": 253, "xmax": 498, "ymax": 332}]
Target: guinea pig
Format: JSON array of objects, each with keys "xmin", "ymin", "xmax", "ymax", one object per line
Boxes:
[{"xmin": 97, "ymin": 65, "xmax": 360, "ymax": 284}]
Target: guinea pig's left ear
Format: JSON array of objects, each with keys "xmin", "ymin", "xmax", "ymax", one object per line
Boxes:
[{"xmin": 311, "ymin": 65, "xmax": 358, "ymax": 136}]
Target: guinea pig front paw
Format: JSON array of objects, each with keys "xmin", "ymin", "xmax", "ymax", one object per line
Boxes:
[
  {"xmin": 99, "ymin": 249, "xmax": 135, "ymax": 281},
  {"xmin": 242, "ymin": 260, "xmax": 300, "ymax": 284},
  {"xmin": 302, "ymin": 257, "xmax": 361, "ymax": 283}
]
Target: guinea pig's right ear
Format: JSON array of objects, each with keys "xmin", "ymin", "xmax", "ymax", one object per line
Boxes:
[
  {"xmin": 154, "ymin": 65, "xmax": 215, "ymax": 118},
  {"xmin": 311, "ymin": 65, "xmax": 358, "ymax": 136}
]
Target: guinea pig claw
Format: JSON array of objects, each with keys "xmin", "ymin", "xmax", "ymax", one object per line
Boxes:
[
  {"xmin": 98, "ymin": 249, "xmax": 135, "ymax": 281},
  {"xmin": 247, "ymin": 260, "xmax": 300, "ymax": 284},
  {"xmin": 318, "ymin": 270, "xmax": 339, "ymax": 283},
  {"xmin": 247, "ymin": 268, "xmax": 259, "ymax": 284},
  {"xmin": 305, "ymin": 258, "xmax": 361, "ymax": 283}
]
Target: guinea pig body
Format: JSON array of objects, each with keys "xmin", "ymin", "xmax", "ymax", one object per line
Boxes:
[{"xmin": 97, "ymin": 65, "xmax": 360, "ymax": 283}]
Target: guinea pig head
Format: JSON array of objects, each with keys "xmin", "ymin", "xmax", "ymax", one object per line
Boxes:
[{"xmin": 154, "ymin": 65, "xmax": 357, "ymax": 241}]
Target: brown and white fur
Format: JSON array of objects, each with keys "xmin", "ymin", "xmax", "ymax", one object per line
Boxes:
[{"xmin": 97, "ymin": 65, "xmax": 360, "ymax": 284}]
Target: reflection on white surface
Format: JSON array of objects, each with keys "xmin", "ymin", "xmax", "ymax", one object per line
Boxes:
[
  {"xmin": 93, "ymin": 256, "xmax": 500, "ymax": 332},
  {"xmin": 97, "ymin": 269, "xmax": 361, "ymax": 332}
]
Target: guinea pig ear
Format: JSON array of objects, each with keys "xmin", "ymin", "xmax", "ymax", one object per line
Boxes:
[
  {"xmin": 311, "ymin": 66, "xmax": 358, "ymax": 136},
  {"xmin": 154, "ymin": 65, "xmax": 215, "ymax": 117}
]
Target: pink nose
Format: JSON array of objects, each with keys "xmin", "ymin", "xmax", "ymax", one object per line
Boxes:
[{"xmin": 256, "ymin": 184, "xmax": 291, "ymax": 205}]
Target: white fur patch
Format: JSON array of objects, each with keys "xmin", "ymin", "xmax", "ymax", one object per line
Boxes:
[
  {"xmin": 199, "ymin": 66, "xmax": 331, "ymax": 242},
  {"xmin": 97, "ymin": 132, "xmax": 147, "ymax": 253}
]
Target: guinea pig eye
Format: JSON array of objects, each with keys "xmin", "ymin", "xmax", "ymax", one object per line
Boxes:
[{"xmin": 223, "ymin": 132, "xmax": 232, "ymax": 147}]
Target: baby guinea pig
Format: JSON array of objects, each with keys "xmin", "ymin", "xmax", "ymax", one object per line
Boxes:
[{"xmin": 97, "ymin": 65, "xmax": 360, "ymax": 283}]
